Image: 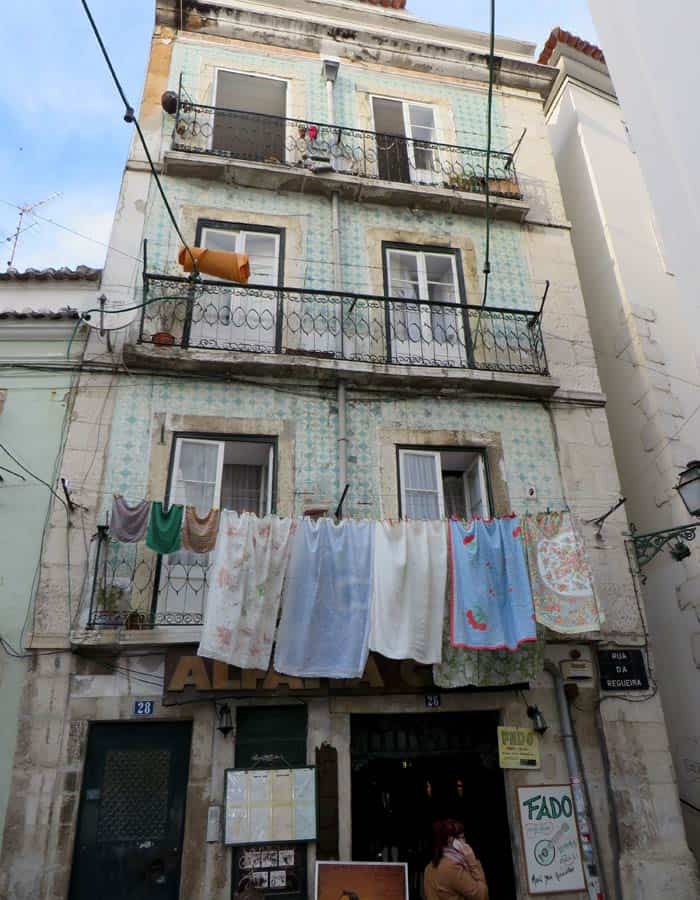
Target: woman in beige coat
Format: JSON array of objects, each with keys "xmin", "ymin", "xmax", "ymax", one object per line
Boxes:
[{"xmin": 423, "ymin": 819, "xmax": 489, "ymax": 900}]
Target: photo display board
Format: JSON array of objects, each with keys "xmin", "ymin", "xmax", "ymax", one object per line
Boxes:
[
  {"xmin": 517, "ymin": 785, "xmax": 586, "ymax": 895},
  {"xmin": 225, "ymin": 766, "xmax": 317, "ymax": 846}
]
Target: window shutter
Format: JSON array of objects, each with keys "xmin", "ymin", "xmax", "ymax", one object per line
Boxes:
[
  {"xmin": 400, "ymin": 450, "xmax": 443, "ymax": 519},
  {"xmin": 315, "ymin": 744, "xmax": 339, "ymax": 860}
]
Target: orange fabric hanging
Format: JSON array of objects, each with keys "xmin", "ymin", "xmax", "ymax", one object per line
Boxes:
[{"xmin": 178, "ymin": 246, "xmax": 250, "ymax": 284}]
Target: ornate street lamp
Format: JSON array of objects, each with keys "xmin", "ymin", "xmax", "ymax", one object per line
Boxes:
[
  {"xmin": 677, "ymin": 460, "xmax": 700, "ymax": 518},
  {"xmin": 629, "ymin": 461, "xmax": 700, "ymax": 581}
]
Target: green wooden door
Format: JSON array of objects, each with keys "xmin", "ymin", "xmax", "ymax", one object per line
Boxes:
[{"xmin": 69, "ymin": 722, "xmax": 191, "ymax": 900}]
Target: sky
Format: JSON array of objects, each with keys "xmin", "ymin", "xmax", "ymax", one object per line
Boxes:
[{"xmin": 0, "ymin": 1, "xmax": 597, "ymax": 273}]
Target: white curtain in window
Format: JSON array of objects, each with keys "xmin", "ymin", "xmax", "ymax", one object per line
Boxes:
[
  {"xmin": 402, "ymin": 452, "xmax": 442, "ymax": 519},
  {"xmin": 221, "ymin": 464, "xmax": 263, "ymax": 514}
]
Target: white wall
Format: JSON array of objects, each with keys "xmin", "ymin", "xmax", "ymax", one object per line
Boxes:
[
  {"xmin": 588, "ymin": 1, "xmax": 700, "ymax": 331},
  {"xmin": 546, "ymin": 47, "xmax": 700, "ymax": 860}
]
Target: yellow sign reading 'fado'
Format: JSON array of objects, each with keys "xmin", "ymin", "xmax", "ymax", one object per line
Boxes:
[{"xmin": 497, "ymin": 726, "xmax": 541, "ymax": 770}]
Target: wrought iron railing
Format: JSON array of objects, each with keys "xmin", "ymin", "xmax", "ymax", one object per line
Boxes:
[
  {"xmin": 138, "ymin": 274, "xmax": 548, "ymax": 376},
  {"xmin": 83, "ymin": 527, "xmax": 208, "ymax": 629},
  {"xmin": 170, "ymin": 86, "xmax": 521, "ymax": 198}
]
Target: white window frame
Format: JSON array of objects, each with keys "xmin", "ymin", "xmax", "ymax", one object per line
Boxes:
[
  {"xmin": 199, "ymin": 225, "xmax": 281, "ymax": 288},
  {"xmin": 370, "ymin": 95, "xmax": 441, "ymax": 183},
  {"xmin": 399, "ymin": 448, "xmax": 490, "ymax": 520},
  {"xmin": 169, "ymin": 437, "xmax": 225, "ymax": 510},
  {"xmin": 386, "ymin": 247, "xmax": 460, "ymax": 305},
  {"xmin": 168, "ymin": 436, "xmax": 275, "ymax": 516},
  {"xmin": 210, "ymin": 68, "xmax": 291, "ymax": 158},
  {"xmin": 398, "ymin": 449, "xmax": 445, "ymax": 519}
]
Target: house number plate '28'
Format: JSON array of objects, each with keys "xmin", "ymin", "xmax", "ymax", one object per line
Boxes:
[{"xmin": 133, "ymin": 700, "xmax": 155, "ymax": 716}]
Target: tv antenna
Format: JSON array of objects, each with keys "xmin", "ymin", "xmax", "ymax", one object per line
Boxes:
[{"xmin": 6, "ymin": 192, "xmax": 63, "ymax": 270}]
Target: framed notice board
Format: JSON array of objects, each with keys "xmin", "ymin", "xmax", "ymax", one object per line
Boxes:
[
  {"xmin": 224, "ymin": 766, "xmax": 317, "ymax": 846},
  {"xmin": 233, "ymin": 843, "xmax": 307, "ymax": 897},
  {"xmin": 315, "ymin": 862, "xmax": 408, "ymax": 900},
  {"xmin": 517, "ymin": 785, "xmax": 586, "ymax": 895}
]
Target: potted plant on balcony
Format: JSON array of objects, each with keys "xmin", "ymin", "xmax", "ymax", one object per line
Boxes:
[
  {"xmin": 94, "ymin": 584, "xmax": 125, "ymax": 627},
  {"xmin": 125, "ymin": 605, "xmax": 148, "ymax": 631},
  {"xmin": 152, "ymin": 298, "xmax": 177, "ymax": 347}
]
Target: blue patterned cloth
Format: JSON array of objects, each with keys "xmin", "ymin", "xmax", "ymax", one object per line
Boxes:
[
  {"xmin": 449, "ymin": 517, "xmax": 536, "ymax": 651},
  {"xmin": 274, "ymin": 517, "xmax": 374, "ymax": 678}
]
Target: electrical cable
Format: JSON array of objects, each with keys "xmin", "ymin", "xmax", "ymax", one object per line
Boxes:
[
  {"xmin": 78, "ymin": 0, "xmax": 198, "ymax": 275},
  {"xmin": 481, "ymin": 0, "xmax": 496, "ymax": 308},
  {"xmin": 0, "ymin": 442, "xmax": 69, "ymax": 512}
]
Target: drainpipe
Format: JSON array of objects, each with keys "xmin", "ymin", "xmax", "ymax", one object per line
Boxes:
[
  {"xmin": 323, "ymin": 59, "xmax": 348, "ymax": 500},
  {"xmin": 544, "ymin": 661, "xmax": 608, "ymax": 900}
]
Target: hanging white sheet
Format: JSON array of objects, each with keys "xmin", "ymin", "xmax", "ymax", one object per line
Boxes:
[{"xmin": 369, "ymin": 519, "xmax": 447, "ymax": 664}]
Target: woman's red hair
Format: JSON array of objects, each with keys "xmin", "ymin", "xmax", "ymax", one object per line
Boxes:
[{"xmin": 431, "ymin": 818, "xmax": 465, "ymax": 867}]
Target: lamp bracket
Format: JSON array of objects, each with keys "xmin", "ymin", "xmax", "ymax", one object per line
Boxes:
[{"xmin": 628, "ymin": 521, "xmax": 698, "ymax": 579}]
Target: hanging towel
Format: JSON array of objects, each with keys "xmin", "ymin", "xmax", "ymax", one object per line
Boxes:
[
  {"xmin": 369, "ymin": 519, "xmax": 447, "ymax": 665},
  {"xmin": 183, "ymin": 506, "xmax": 221, "ymax": 554},
  {"xmin": 434, "ymin": 615, "xmax": 545, "ymax": 687},
  {"xmin": 109, "ymin": 496, "xmax": 150, "ymax": 543},
  {"xmin": 198, "ymin": 513, "xmax": 295, "ymax": 670},
  {"xmin": 146, "ymin": 501, "xmax": 184, "ymax": 555},
  {"xmin": 522, "ymin": 512, "xmax": 601, "ymax": 633},
  {"xmin": 449, "ymin": 517, "xmax": 536, "ymax": 651},
  {"xmin": 274, "ymin": 517, "xmax": 374, "ymax": 679}
]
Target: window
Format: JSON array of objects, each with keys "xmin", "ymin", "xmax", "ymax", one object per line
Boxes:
[
  {"xmin": 168, "ymin": 435, "xmax": 275, "ymax": 516},
  {"xmin": 212, "ymin": 70, "xmax": 287, "ymax": 162},
  {"xmin": 371, "ymin": 97, "xmax": 439, "ymax": 184},
  {"xmin": 398, "ymin": 448, "xmax": 489, "ymax": 520},
  {"xmin": 191, "ymin": 221, "xmax": 284, "ymax": 351},
  {"xmin": 199, "ymin": 223, "xmax": 282, "ymax": 287},
  {"xmin": 384, "ymin": 244, "xmax": 467, "ymax": 365}
]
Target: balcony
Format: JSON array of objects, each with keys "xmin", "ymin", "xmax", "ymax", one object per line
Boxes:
[
  {"xmin": 81, "ymin": 530, "xmax": 208, "ymax": 633},
  {"xmin": 163, "ymin": 90, "xmax": 528, "ymax": 220},
  {"xmin": 127, "ymin": 274, "xmax": 550, "ymax": 391}
]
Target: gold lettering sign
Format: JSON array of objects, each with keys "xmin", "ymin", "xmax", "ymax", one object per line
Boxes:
[{"xmin": 163, "ymin": 648, "xmax": 483, "ymax": 705}]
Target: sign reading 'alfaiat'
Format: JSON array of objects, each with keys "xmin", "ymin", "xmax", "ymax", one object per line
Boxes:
[{"xmin": 597, "ymin": 648, "xmax": 649, "ymax": 691}]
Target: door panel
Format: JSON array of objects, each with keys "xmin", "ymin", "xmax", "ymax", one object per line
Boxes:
[
  {"xmin": 372, "ymin": 97, "xmax": 410, "ymax": 183},
  {"xmin": 213, "ymin": 71, "xmax": 286, "ymax": 162},
  {"xmin": 70, "ymin": 723, "xmax": 192, "ymax": 900}
]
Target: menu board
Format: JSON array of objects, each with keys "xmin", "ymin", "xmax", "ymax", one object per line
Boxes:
[
  {"xmin": 225, "ymin": 767, "xmax": 317, "ymax": 845},
  {"xmin": 315, "ymin": 862, "xmax": 408, "ymax": 900},
  {"xmin": 517, "ymin": 785, "xmax": 586, "ymax": 895}
]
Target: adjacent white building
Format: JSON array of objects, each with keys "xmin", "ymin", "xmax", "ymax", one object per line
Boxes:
[{"xmin": 541, "ymin": 26, "xmax": 700, "ymax": 859}]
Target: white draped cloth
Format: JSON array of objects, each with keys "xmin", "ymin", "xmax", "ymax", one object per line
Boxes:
[
  {"xmin": 369, "ymin": 519, "xmax": 447, "ymax": 665},
  {"xmin": 198, "ymin": 512, "xmax": 295, "ymax": 670}
]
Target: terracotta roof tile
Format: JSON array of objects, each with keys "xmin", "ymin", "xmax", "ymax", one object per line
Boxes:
[
  {"xmin": 538, "ymin": 26, "xmax": 605, "ymax": 66},
  {"xmin": 356, "ymin": 0, "xmax": 407, "ymax": 8},
  {"xmin": 0, "ymin": 265, "xmax": 101, "ymax": 283},
  {"xmin": 0, "ymin": 307, "xmax": 82, "ymax": 320}
]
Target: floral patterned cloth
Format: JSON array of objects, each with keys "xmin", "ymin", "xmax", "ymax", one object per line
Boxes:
[
  {"xmin": 522, "ymin": 512, "xmax": 601, "ymax": 634},
  {"xmin": 198, "ymin": 512, "xmax": 295, "ymax": 670},
  {"xmin": 433, "ymin": 618, "xmax": 545, "ymax": 688},
  {"xmin": 449, "ymin": 517, "xmax": 536, "ymax": 651}
]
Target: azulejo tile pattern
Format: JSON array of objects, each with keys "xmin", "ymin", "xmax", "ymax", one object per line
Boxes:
[{"xmin": 102, "ymin": 378, "xmax": 563, "ymax": 520}]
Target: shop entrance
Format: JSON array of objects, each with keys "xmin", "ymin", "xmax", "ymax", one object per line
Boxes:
[
  {"xmin": 69, "ymin": 722, "xmax": 191, "ymax": 900},
  {"xmin": 351, "ymin": 711, "xmax": 515, "ymax": 899}
]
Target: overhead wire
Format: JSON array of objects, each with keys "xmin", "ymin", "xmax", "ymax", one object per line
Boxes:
[{"xmin": 78, "ymin": 0, "xmax": 198, "ymax": 274}]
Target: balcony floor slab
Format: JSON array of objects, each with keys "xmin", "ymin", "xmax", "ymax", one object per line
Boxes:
[
  {"xmin": 124, "ymin": 342, "xmax": 558, "ymax": 398},
  {"xmin": 162, "ymin": 151, "xmax": 530, "ymax": 222}
]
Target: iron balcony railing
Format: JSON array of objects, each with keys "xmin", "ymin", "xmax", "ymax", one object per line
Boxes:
[
  {"xmin": 138, "ymin": 274, "xmax": 549, "ymax": 377},
  {"xmin": 84, "ymin": 527, "xmax": 209, "ymax": 629},
  {"xmin": 171, "ymin": 90, "xmax": 521, "ymax": 199}
]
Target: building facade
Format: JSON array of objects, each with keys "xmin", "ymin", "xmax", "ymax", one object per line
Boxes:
[
  {"xmin": 0, "ymin": 267, "xmax": 95, "ymax": 838},
  {"xmin": 1, "ymin": 2, "xmax": 698, "ymax": 899},
  {"xmin": 541, "ymin": 27, "xmax": 700, "ymax": 861}
]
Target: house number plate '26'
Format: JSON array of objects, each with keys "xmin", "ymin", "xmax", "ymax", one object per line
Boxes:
[{"xmin": 133, "ymin": 700, "xmax": 155, "ymax": 716}]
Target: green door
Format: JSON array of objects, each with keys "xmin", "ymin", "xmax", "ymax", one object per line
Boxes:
[{"xmin": 69, "ymin": 722, "xmax": 192, "ymax": 900}]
